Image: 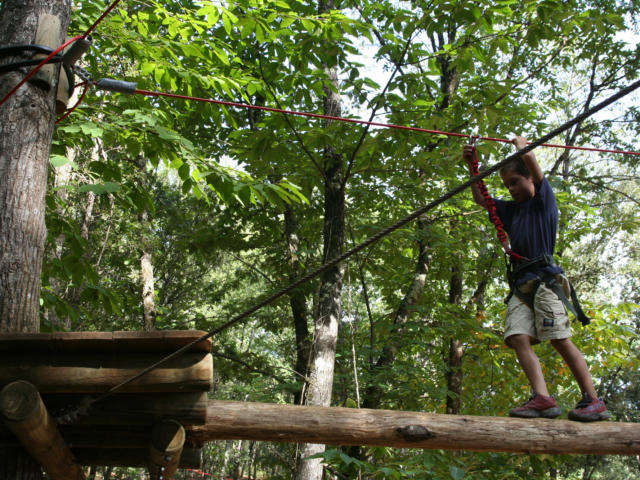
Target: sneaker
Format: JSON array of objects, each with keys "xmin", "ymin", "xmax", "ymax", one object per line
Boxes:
[
  {"xmin": 509, "ymin": 393, "xmax": 562, "ymax": 418},
  {"xmin": 568, "ymin": 394, "xmax": 611, "ymax": 422}
]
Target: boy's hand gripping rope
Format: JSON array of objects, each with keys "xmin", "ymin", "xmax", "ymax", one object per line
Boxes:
[{"xmin": 468, "ymin": 139, "xmax": 525, "ymax": 262}]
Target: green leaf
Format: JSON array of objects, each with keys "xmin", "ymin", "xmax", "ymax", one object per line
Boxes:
[
  {"xmin": 50, "ymin": 155, "xmax": 72, "ymax": 168},
  {"xmin": 450, "ymin": 466, "xmax": 465, "ymax": 480},
  {"xmin": 78, "ymin": 182, "xmax": 121, "ymax": 195}
]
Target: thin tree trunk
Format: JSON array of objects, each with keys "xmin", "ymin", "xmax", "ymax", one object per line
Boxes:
[
  {"xmin": 140, "ymin": 243, "xmax": 156, "ymax": 331},
  {"xmin": 137, "ymin": 158, "xmax": 156, "ymax": 331},
  {"xmin": 285, "ymin": 206, "xmax": 311, "ymax": 404},
  {"xmin": 0, "ymin": 1, "xmax": 71, "ymax": 478},
  {"xmin": 296, "ymin": 1, "xmax": 345, "ymax": 475},
  {"xmin": 221, "ymin": 440, "xmax": 231, "ymax": 480},
  {"xmin": 446, "ymin": 264, "xmax": 463, "ymax": 414},
  {"xmin": 47, "ymin": 146, "xmax": 75, "ymax": 329}
]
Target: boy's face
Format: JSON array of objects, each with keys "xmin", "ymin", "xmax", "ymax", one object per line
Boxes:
[{"xmin": 500, "ymin": 170, "xmax": 535, "ymax": 203}]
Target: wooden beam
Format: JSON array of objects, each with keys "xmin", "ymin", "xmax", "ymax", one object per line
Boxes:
[
  {"xmin": 47, "ymin": 392, "xmax": 208, "ymax": 426},
  {"xmin": 0, "ymin": 393, "xmax": 207, "ymax": 448},
  {"xmin": 0, "ymin": 330, "xmax": 212, "ymax": 354},
  {"xmin": 1, "ymin": 425, "xmax": 152, "ymax": 449},
  {"xmin": 148, "ymin": 419, "xmax": 185, "ymax": 480},
  {"xmin": 72, "ymin": 447, "xmax": 201, "ymax": 469},
  {"xmin": 185, "ymin": 400, "xmax": 640, "ymax": 456},
  {"xmin": 0, "ymin": 352, "xmax": 212, "ymax": 393},
  {"xmin": 0, "ymin": 381, "xmax": 84, "ymax": 480}
]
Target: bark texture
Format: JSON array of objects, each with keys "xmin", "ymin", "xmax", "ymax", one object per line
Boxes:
[
  {"xmin": 296, "ymin": 1, "xmax": 345, "ymax": 477},
  {"xmin": 189, "ymin": 400, "xmax": 640, "ymax": 455},
  {"xmin": 284, "ymin": 207, "xmax": 311, "ymax": 405},
  {"xmin": 0, "ymin": 1, "xmax": 71, "ymax": 478},
  {"xmin": 137, "ymin": 157, "xmax": 156, "ymax": 331},
  {"xmin": 445, "ymin": 265, "xmax": 463, "ymax": 415}
]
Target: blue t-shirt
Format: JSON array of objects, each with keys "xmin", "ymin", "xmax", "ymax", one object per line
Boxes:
[{"xmin": 493, "ymin": 177, "xmax": 564, "ymax": 284}]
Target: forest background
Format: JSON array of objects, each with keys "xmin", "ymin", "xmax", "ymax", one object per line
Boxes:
[{"xmin": 2, "ymin": 0, "xmax": 640, "ymax": 478}]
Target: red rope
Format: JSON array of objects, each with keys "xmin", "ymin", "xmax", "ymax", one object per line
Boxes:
[
  {"xmin": 0, "ymin": 35, "xmax": 84, "ymax": 108},
  {"xmin": 469, "ymin": 145, "xmax": 525, "ymax": 261},
  {"xmin": 134, "ymin": 88, "xmax": 640, "ymax": 156}
]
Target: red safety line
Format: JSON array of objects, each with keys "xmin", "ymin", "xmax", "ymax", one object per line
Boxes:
[
  {"xmin": 469, "ymin": 144, "xmax": 525, "ymax": 261},
  {"xmin": 186, "ymin": 468, "xmax": 214, "ymax": 477},
  {"xmin": 134, "ymin": 88, "xmax": 640, "ymax": 156},
  {"xmin": 0, "ymin": 35, "xmax": 84, "ymax": 108},
  {"xmin": 83, "ymin": 0, "xmax": 125, "ymax": 38}
]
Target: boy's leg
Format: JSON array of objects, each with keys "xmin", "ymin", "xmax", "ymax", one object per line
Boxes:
[
  {"xmin": 504, "ymin": 295, "xmax": 560, "ymax": 418},
  {"xmin": 551, "ymin": 338, "xmax": 611, "ymax": 421},
  {"xmin": 507, "ymin": 334, "xmax": 549, "ymax": 396},
  {"xmin": 550, "ymin": 338, "xmax": 597, "ymax": 398},
  {"xmin": 507, "ymin": 334, "xmax": 561, "ymax": 418}
]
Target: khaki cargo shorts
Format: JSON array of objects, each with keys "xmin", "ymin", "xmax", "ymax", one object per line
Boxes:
[{"xmin": 504, "ymin": 277, "xmax": 571, "ymax": 344}]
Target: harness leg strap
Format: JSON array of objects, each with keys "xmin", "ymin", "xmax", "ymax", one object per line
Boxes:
[{"xmin": 545, "ymin": 276, "xmax": 591, "ymax": 326}]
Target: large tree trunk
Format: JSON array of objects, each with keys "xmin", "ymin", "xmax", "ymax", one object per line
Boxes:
[
  {"xmin": 0, "ymin": 1, "xmax": 71, "ymax": 478},
  {"xmin": 296, "ymin": 1, "xmax": 345, "ymax": 476}
]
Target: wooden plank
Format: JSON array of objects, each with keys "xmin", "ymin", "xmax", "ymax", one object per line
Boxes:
[
  {"xmin": 0, "ymin": 424, "xmax": 152, "ymax": 449},
  {"xmin": 43, "ymin": 392, "xmax": 208, "ymax": 426},
  {"xmin": 0, "ymin": 352, "xmax": 212, "ymax": 393},
  {"xmin": 0, "ymin": 330, "xmax": 211, "ymax": 353},
  {"xmin": 1, "ymin": 424, "xmax": 206, "ymax": 450},
  {"xmin": 72, "ymin": 447, "xmax": 202, "ymax": 469},
  {"xmin": 0, "ymin": 381, "xmax": 84, "ymax": 480},
  {"xmin": 185, "ymin": 400, "xmax": 640, "ymax": 456}
]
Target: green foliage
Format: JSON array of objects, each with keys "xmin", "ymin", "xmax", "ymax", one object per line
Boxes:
[{"xmin": 34, "ymin": 0, "xmax": 640, "ymax": 477}]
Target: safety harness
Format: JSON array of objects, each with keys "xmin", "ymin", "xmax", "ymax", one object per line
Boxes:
[
  {"xmin": 468, "ymin": 141, "xmax": 590, "ymax": 326},
  {"xmin": 505, "ymin": 254, "xmax": 591, "ymax": 326}
]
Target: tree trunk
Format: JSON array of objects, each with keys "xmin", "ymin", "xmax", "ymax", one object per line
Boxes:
[
  {"xmin": 140, "ymin": 245, "xmax": 156, "ymax": 331},
  {"xmin": 137, "ymin": 158, "xmax": 156, "ymax": 331},
  {"xmin": 445, "ymin": 264, "xmax": 463, "ymax": 414},
  {"xmin": 0, "ymin": 1, "xmax": 71, "ymax": 478},
  {"xmin": 296, "ymin": 1, "xmax": 344, "ymax": 476},
  {"xmin": 284, "ymin": 206, "xmax": 311, "ymax": 404}
]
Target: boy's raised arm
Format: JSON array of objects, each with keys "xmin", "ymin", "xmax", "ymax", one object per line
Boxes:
[{"xmin": 513, "ymin": 136, "xmax": 543, "ymax": 186}]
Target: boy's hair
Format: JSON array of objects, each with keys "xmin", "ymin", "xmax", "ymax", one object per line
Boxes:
[{"xmin": 500, "ymin": 157, "xmax": 531, "ymax": 177}]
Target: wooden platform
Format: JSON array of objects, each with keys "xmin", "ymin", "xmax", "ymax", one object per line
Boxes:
[
  {"xmin": 3, "ymin": 329, "xmax": 639, "ymax": 478},
  {"xmin": 0, "ymin": 330, "xmax": 212, "ymax": 353},
  {"xmin": 0, "ymin": 330, "xmax": 213, "ymax": 473}
]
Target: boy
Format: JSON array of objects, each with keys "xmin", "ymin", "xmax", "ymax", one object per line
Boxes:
[{"xmin": 462, "ymin": 136, "xmax": 610, "ymax": 422}]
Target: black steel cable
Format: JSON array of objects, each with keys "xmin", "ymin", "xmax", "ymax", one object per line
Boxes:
[{"xmin": 0, "ymin": 44, "xmax": 75, "ymax": 97}]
